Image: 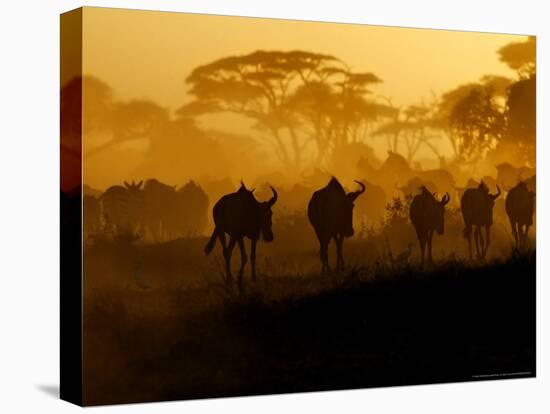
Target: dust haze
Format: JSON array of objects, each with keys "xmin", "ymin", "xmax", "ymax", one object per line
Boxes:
[{"xmin": 60, "ymin": 8, "xmax": 536, "ymax": 405}]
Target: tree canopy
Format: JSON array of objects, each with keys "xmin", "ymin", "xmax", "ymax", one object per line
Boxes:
[
  {"xmin": 498, "ymin": 36, "xmax": 536, "ymax": 79},
  {"xmin": 181, "ymin": 50, "xmax": 391, "ymax": 172}
]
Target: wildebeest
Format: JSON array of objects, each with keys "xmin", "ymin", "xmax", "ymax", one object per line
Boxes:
[
  {"xmin": 204, "ymin": 182, "xmax": 278, "ymax": 289},
  {"xmin": 307, "ymin": 178, "xmax": 365, "ymax": 273},
  {"xmin": 416, "ymin": 168, "xmax": 455, "ymax": 197},
  {"xmin": 461, "ymin": 182, "xmax": 501, "ymax": 260},
  {"xmin": 142, "ymin": 179, "xmax": 177, "ymax": 241},
  {"xmin": 100, "ymin": 180, "xmax": 144, "ymax": 235},
  {"xmin": 141, "ymin": 179, "xmax": 210, "ymax": 240},
  {"xmin": 409, "ymin": 186, "xmax": 450, "ymax": 265},
  {"xmin": 174, "ymin": 180, "xmax": 209, "ymax": 236},
  {"xmin": 455, "ymin": 178, "xmax": 480, "ymax": 201},
  {"xmin": 397, "ymin": 176, "xmax": 438, "ymax": 197},
  {"xmin": 377, "ymin": 151, "xmax": 412, "ymax": 191},
  {"xmin": 496, "ymin": 163, "xmax": 535, "ymax": 191},
  {"xmin": 505, "ymin": 181, "xmax": 535, "ymax": 248}
]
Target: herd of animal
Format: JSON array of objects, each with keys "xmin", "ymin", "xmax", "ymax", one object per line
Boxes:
[
  {"xmin": 204, "ymin": 176, "xmax": 535, "ymax": 288},
  {"xmin": 81, "ymin": 150, "xmax": 535, "ymax": 288},
  {"xmin": 83, "ymin": 179, "xmax": 209, "ymax": 240}
]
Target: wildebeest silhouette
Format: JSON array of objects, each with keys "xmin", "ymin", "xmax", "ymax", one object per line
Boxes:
[
  {"xmin": 415, "ymin": 168, "xmax": 455, "ymax": 197},
  {"xmin": 142, "ymin": 179, "xmax": 177, "ymax": 241},
  {"xmin": 307, "ymin": 178, "xmax": 365, "ymax": 273},
  {"xmin": 204, "ymin": 182, "xmax": 278, "ymax": 289},
  {"xmin": 174, "ymin": 180, "xmax": 209, "ymax": 237},
  {"xmin": 461, "ymin": 182, "xmax": 501, "ymax": 260},
  {"xmin": 100, "ymin": 180, "xmax": 144, "ymax": 235},
  {"xmin": 505, "ymin": 181, "xmax": 535, "ymax": 248},
  {"xmin": 409, "ymin": 186, "xmax": 450, "ymax": 265},
  {"xmin": 496, "ymin": 163, "xmax": 535, "ymax": 191},
  {"xmin": 397, "ymin": 176, "xmax": 438, "ymax": 197}
]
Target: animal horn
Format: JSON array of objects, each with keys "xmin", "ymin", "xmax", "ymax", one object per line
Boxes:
[
  {"xmin": 441, "ymin": 192, "xmax": 450, "ymax": 205},
  {"xmin": 355, "ymin": 180, "xmax": 366, "ymax": 194},
  {"xmin": 491, "ymin": 185, "xmax": 501, "ymax": 200},
  {"xmin": 347, "ymin": 180, "xmax": 366, "ymax": 202},
  {"xmin": 137, "ymin": 180, "xmax": 143, "ymax": 189},
  {"xmin": 124, "ymin": 180, "xmax": 130, "ymax": 189},
  {"xmin": 267, "ymin": 186, "xmax": 278, "ymax": 207}
]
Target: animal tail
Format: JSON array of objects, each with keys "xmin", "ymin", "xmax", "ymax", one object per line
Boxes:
[
  {"xmin": 204, "ymin": 228, "xmax": 219, "ymax": 255},
  {"xmin": 463, "ymin": 224, "xmax": 472, "ymax": 239}
]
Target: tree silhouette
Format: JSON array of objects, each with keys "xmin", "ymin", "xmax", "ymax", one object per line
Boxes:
[
  {"xmin": 502, "ymin": 75, "xmax": 536, "ymax": 165},
  {"xmin": 63, "ymin": 76, "xmax": 113, "ymax": 139},
  {"xmin": 181, "ymin": 50, "xmax": 388, "ymax": 173},
  {"xmin": 496, "ymin": 36, "xmax": 536, "ymax": 166},
  {"xmin": 498, "ymin": 36, "xmax": 536, "ymax": 79},
  {"xmin": 373, "ymin": 100, "xmax": 442, "ymax": 164},
  {"xmin": 435, "ymin": 75, "xmax": 511, "ymax": 165},
  {"xmin": 180, "ymin": 51, "xmax": 339, "ymax": 172},
  {"xmin": 447, "ymin": 86, "xmax": 506, "ymax": 164},
  {"xmin": 87, "ymin": 99, "xmax": 169, "ymax": 158},
  {"xmin": 288, "ymin": 70, "xmax": 391, "ymax": 164}
]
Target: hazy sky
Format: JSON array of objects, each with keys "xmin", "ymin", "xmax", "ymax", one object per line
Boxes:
[
  {"xmin": 83, "ymin": 7, "xmax": 525, "ymax": 112},
  {"xmin": 80, "ymin": 7, "xmax": 528, "ymax": 189}
]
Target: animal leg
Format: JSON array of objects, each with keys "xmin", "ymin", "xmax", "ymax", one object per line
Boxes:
[
  {"xmin": 478, "ymin": 226, "xmax": 486, "ymax": 259},
  {"xmin": 474, "ymin": 226, "xmax": 482, "ymax": 259},
  {"xmin": 464, "ymin": 224, "xmax": 473, "ymax": 260},
  {"xmin": 218, "ymin": 231, "xmax": 227, "ymax": 256},
  {"xmin": 339, "ymin": 235, "xmax": 346, "ymax": 271},
  {"xmin": 418, "ymin": 233, "xmax": 427, "ymax": 267},
  {"xmin": 250, "ymin": 238, "xmax": 257, "ymax": 281},
  {"xmin": 510, "ymin": 219, "xmax": 519, "ymax": 247},
  {"xmin": 320, "ymin": 238, "xmax": 330, "ymax": 274},
  {"xmin": 335, "ymin": 235, "xmax": 345, "ymax": 272},
  {"xmin": 333, "ymin": 236, "xmax": 340, "ymax": 272},
  {"xmin": 523, "ymin": 224, "xmax": 531, "ymax": 248},
  {"xmin": 467, "ymin": 233, "xmax": 472, "ymax": 261},
  {"xmin": 224, "ymin": 237, "xmax": 236, "ymax": 288},
  {"xmin": 427, "ymin": 230, "xmax": 434, "ymax": 264},
  {"xmin": 236, "ymin": 237, "xmax": 248, "ymax": 290},
  {"xmin": 483, "ymin": 225, "xmax": 491, "ymax": 259}
]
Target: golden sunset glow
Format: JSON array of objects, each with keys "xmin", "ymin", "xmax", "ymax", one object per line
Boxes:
[
  {"xmin": 60, "ymin": 8, "xmax": 536, "ymax": 405},
  {"xmin": 78, "ymin": 7, "xmax": 529, "ymax": 191}
]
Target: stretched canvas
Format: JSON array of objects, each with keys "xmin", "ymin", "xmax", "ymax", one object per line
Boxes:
[{"xmin": 60, "ymin": 6, "xmax": 536, "ymax": 406}]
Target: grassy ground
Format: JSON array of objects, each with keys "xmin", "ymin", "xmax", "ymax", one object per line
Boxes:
[{"xmin": 82, "ymin": 238, "xmax": 535, "ymax": 405}]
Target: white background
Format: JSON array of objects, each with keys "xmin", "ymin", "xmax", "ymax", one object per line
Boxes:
[{"xmin": 0, "ymin": 0, "xmax": 547, "ymax": 412}]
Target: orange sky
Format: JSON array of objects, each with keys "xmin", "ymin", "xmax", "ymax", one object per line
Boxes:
[
  {"xmin": 82, "ymin": 7, "xmax": 525, "ymax": 111},
  {"xmin": 79, "ymin": 7, "xmax": 528, "ymax": 188}
]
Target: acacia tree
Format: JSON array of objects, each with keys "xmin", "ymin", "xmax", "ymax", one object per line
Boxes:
[
  {"xmin": 180, "ymin": 51, "xmax": 341, "ymax": 172},
  {"xmin": 434, "ymin": 37, "xmax": 536, "ymax": 168},
  {"xmin": 180, "ymin": 50, "xmax": 388, "ymax": 172},
  {"xmin": 288, "ymin": 69, "xmax": 392, "ymax": 164},
  {"xmin": 496, "ymin": 37, "xmax": 536, "ymax": 166},
  {"xmin": 498, "ymin": 36, "xmax": 536, "ymax": 79},
  {"xmin": 446, "ymin": 86, "xmax": 506, "ymax": 164},
  {"xmin": 86, "ymin": 99, "xmax": 169, "ymax": 158},
  {"xmin": 434, "ymin": 75, "xmax": 511, "ymax": 165},
  {"xmin": 77, "ymin": 76, "xmax": 171, "ymax": 159},
  {"xmin": 372, "ymin": 100, "xmax": 442, "ymax": 164},
  {"xmin": 503, "ymin": 75, "xmax": 535, "ymax": 165},
  {"xmin": 62, "ymin": 76, "xmax": 113, "ymax": 142}
]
